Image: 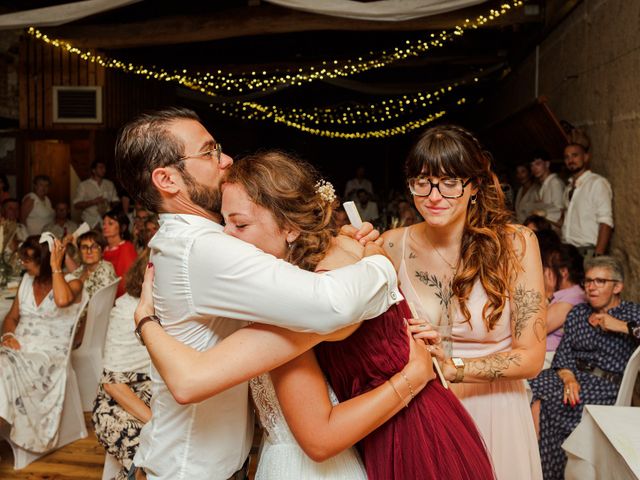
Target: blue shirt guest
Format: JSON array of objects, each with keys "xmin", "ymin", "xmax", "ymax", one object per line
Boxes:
[{"xmin": 530, "ymin": 256, "xmax": 640, "ymax": 480}]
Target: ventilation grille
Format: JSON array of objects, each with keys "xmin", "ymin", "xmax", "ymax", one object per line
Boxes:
[{"xmin": 53, "ymin": 86, "xmax": 102, "ymax": 123}]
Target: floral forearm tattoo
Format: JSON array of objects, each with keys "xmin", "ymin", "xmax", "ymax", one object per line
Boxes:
[
  {"xmin": 467, "ymin": 352, "xmax": 523, "ymax": 381},
  {"xmin": 511, "ymin": 285, "xmax": 543, "ymax": 340}
]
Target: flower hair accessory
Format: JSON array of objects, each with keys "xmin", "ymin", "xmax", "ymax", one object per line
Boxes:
[{"xmin": 315, "ymin": 180, "xmax": 336, "ymax": 204}]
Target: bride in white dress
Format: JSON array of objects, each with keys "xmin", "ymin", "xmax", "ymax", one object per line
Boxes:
[{"xmin": 250, "ymin": 374, "xmax": 366, "ymax": 479}]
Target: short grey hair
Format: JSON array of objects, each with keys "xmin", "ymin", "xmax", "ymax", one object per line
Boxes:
[{"xmin": 584, "ymin": 256, "xmax": 624, "ymax": 282}]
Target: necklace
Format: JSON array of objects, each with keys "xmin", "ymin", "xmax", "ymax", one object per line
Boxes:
[{"xmin": 423, "ymin": 233, "xmax": 459, "ymax": 271}]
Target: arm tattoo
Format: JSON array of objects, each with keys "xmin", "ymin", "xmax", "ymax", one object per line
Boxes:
[
  {"xmin": 533, "ymin": 317, "xmax": 546, "ymax": 343},
  {"xmin": 467, "ymin": 353, "xmax": 522, "ymax": 381},
  {"xmin": 409, "ymin": 251, "xmax": 417, "ymax": 259},
  {"xmin": 388, "ymin": 241, "xmax": 394, "ymax": 248},
  {"xmin": 415, "ymin": 270, "xmax": 453, "ymax": 309},
  {"xmin": 511, "ymin": 285, "xmax": 542, "ymax": 340}
]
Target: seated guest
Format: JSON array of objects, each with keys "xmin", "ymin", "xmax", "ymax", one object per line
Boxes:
[
  {"xmin": 0, "ymin": 235, "xmax": 84, "ymax": 452},
  {"xmin": 524, "ymin": 213, "xmax": 554, "ymax": 233},
  {"xmin": 354, "ymin": 188, "xmax": 379, "ymax": 223},
  {"xmin": 530, "ymin": 256, "xmax": 640, "ymax": 480},
  {"xmin": 1, "ymin": 198, "xmax": 28, "ymax": 255},
  {"xmin": 70, "ymin": 231, "xmax": 118, "ymax": 348},
  {"xmin": 101, "ymin": 208, "xmax": 137, "ymax": 297},
  {"xmin": 132, "ymin": 204, "xmax": 152, "ymax": 251},
  {"xmin": 541, "ymin": 243, "xmax": 586, "ymax": 368},
  {"xmin": 43, "ymin": 201, "xmax": 78, "ymax": 239},
  {"xmin": 21, "ymin": 175, "xmax": 55, "ymax": 236},
  {"xmin": 71, "ymin": 231, "xmax": 118, "ymax": 298},
  {"xmin": 92, "ymin": 250, "xmax": 151, "ymax": 480},
  {"xmin": 144, "ymin": 214, "xmax": 160, "ymax": 244}
]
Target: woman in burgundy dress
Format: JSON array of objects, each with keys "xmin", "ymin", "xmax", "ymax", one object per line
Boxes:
[{"xmin": 316, "ymin": 298, "xmax": 494, "ymax": 480}]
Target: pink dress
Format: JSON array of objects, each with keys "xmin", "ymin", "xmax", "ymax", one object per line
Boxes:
[{"xmin": 397, "ymin": 227, "xmax": 542, "ymax": 480}]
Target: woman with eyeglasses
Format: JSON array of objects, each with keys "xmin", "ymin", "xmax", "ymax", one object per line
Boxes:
[
  {"xmin": 102, "ymin": 207, "xmax": 137, "ymax": 297},
  {"xmin": 381, "ymin": 125, "xmax": 546, "ymax": 479},
  {"xmin": 69, "ymin": 230, "xmax": 117, "ymax": 347},
  {"xmin": 0, "ymin": 235, "xmax": 85, "ymax": 452},
  {"xmin": 530, "ymin": 256, "xmax": 640, "ymax": 479}
]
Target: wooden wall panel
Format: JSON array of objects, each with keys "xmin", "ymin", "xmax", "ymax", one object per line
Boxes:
[{"xmin": 20, "ymin": 35, "xmax": 177, "ymax": 132}]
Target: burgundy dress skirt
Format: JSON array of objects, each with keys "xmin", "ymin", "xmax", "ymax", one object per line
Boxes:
[{"xmin": 315, "ymin": 299, "xmax": 495, "ymax": 480}]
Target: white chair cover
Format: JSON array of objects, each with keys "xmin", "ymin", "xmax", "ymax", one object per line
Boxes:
[
  {"xmin": 72, "ymin": 278, "xmax": 120, "ymax": 411},
  {"xmin": 615, "ymin": 345, "xmax": 640, "ymax": 406}
]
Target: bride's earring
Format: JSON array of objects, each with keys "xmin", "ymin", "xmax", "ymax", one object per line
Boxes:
[{"xmin": 470, "ymin": 194, "xmax": 477, "ymax": 205}]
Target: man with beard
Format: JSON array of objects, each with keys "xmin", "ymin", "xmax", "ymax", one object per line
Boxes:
[
  {"xmin": 114, "ymin": 108, "xmax": 402, "ymax": 480},
  {"xmin": 562, "ymin": 130, "xmax": 613, "ymax": 257}
]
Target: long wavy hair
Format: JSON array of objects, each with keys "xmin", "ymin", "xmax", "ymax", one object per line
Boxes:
[
  {"xmin": 225, "ymin": 150, "xmax": 336, "ymax": 272},
  {"xmin": 406, "ymin": 125, "xmax": 523, "ymax": 331}
]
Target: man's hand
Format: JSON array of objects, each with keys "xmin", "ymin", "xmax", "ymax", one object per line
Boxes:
[
  {"xmin": 135, "ymin": 263, "xmax": 156, "ymax": 327},
  {"xmin": 339, "ymin": 222, "xmax": 379, "ymax": 245}
]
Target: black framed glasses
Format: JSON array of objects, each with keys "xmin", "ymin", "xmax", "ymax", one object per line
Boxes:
[
  {"xmin": 407, "ymin": 176, "xmax": 472, "ymax": 199},
  {"xmin": 581, "ymin": 277, "xmax": 619, "ymax": 288},
  {"xmin": 79, "ymin": 243, "xmax": 102, "ymax": 253},
  {"xmin": 179, "ymin": 142, "xmax": 222, "ymax": 164}
]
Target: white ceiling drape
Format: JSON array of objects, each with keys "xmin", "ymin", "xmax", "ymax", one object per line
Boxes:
[
  {"xmin": 263, "ymin": 0, "xmax": 487, "ymax": 21},
  {"xmin": 0, "ymin": 0, "xmax": 142, "ymax": 30}
]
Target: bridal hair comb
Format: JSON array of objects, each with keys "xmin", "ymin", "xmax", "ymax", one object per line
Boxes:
[{"xmin": 315, "ymin": 180, "xmax": 336, "ymax": 204}]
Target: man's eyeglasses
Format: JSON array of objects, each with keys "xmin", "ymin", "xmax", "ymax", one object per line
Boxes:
[
  {"xmin": 581, "ymin": 277, "xmax": 619, "ymax": 288},
  {"xmin": 179, "ymin": 142, "xmax": 223, "ymax": 164},
  {"xmin": 79, "ymin": 243, "xmax": 102, "ymax": 253},
  {"xmin": 407, "ymin": 176, "xmax": 472, "ymax": 199}
]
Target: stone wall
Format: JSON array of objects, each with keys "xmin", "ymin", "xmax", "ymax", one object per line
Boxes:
[{"xmin": 478, "ymin": 0, "xmax": 640, "ymax": 300}]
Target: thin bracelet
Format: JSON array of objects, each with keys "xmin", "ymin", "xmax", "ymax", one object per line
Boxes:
[
  {"xmin": 52, "ymin": 269, "xmax": 63, "ymax": 274},
  {"xmin": 388, "ymin": 379, "xmax": 409, "ymax": 408},
  {"xmin": 400, "ymin": 371, "xmax": 415, "ymax": 400},
  {"xmin": 1, "ymin": 332, "xmax": 16, "ymax": 341}
]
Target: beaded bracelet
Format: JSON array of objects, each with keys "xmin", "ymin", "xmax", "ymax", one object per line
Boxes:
[{"xmin": 400, "ymin": 371, "xmax": 415, "ymax": 400}]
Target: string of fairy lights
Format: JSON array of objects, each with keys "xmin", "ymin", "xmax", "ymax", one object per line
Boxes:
[
  {"xmin": 214, "ymin": 81, "xmax": 467, "ymax": 127},
  {"xmin": 26, "ymin": 1, "xmax": 523, "ymax": 137}
]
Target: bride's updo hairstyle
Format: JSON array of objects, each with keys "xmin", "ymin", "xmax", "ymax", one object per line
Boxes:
[
  {"xmin": 226, "ymin": 150, "xmax": 336, "ymax": 272},
  {"xmin": 405, "ymin": 124, "xmax": 524, "ymax": 331}
]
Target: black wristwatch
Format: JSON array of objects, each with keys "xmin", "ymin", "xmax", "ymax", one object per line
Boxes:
[
  {"xmin": 628, "ymin": 321, "xmax": 640, "ymax": 340},
  {"xmin": 135, "ymin": 315, "xmax": 162, "ymax": 346}
]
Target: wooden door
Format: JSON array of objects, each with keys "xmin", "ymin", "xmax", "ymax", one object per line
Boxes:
[{"xmin": 26, "ymin": 140, "xmax": 71, "ymax": 205}]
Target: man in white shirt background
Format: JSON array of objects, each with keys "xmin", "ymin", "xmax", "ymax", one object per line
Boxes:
[
  {"xmin": 114, "ymin": 107, "xmax": 401, "ymax": 480},
  {"xmin": 73, "ymin": 160, "xmax": 120, "ymax": 228},
  {"xmin": 561, "ymin": 131, "xmax": 613, "ymax": 257},
  {"xmin": 344, "ymin": 165, "xmax": 374, "ymax": 201},
  {"xmin": 529, "ymin": 149, "xmax": 565, "ymax": 225}
]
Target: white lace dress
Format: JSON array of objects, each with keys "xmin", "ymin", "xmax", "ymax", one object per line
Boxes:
[
  {"xmin": 250, "ymin": 373, "xmax": 367, "ymax": 480},
  {"xmin": 0, "ymin": 273, "xmax": 84, "ymax": 452}
]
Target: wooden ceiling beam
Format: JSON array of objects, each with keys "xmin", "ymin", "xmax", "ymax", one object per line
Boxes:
[{"xmin": 41, "ymin": 3, "xmax": 541, "ymax": 49}]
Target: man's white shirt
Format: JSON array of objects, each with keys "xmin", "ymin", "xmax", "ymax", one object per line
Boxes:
[
  {"xmin": 73, "ymin": 178, "xmax": 119, "ymax": 227},
  {"xmin": 135, "ymin": 213, "xmax": 402, "ymax": 480},
  {"xmin": 534, "ymin": 173, "xmax": 565, "ymax": 222},
  {"xmin": 562, "ymin": 170, "xmax": 613, "ymax": 247}
]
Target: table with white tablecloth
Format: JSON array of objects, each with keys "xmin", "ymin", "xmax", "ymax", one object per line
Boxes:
[{"xmin": 563, "ymin": 404, "xmax": 640, "ymax": 480}]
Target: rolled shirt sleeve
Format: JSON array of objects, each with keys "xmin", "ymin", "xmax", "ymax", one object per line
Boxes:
[{"xmin": 593, "ymin": 177, "xmax": 614, "ymax": 228}]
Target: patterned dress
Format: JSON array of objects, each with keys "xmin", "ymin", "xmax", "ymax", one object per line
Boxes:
[
  {"xmin": 0, "ymin": 273, "xmax": 84, "ymax": 452},
  {"xmin": 91, "ymin": 294, "xmax": 151, "ymax": 480},
  {"xmin": 530, "ymin": 301, "xmax": 640, "ymax": 479}
]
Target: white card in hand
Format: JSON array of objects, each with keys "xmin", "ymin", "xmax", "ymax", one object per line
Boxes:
[
  {"xmin": 342, "ymin": 201, "xmax": 363, "ymax": 229},
  {"xmin": 72, "ymin": 222, "xmax": 91, "ymax": 240}
]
